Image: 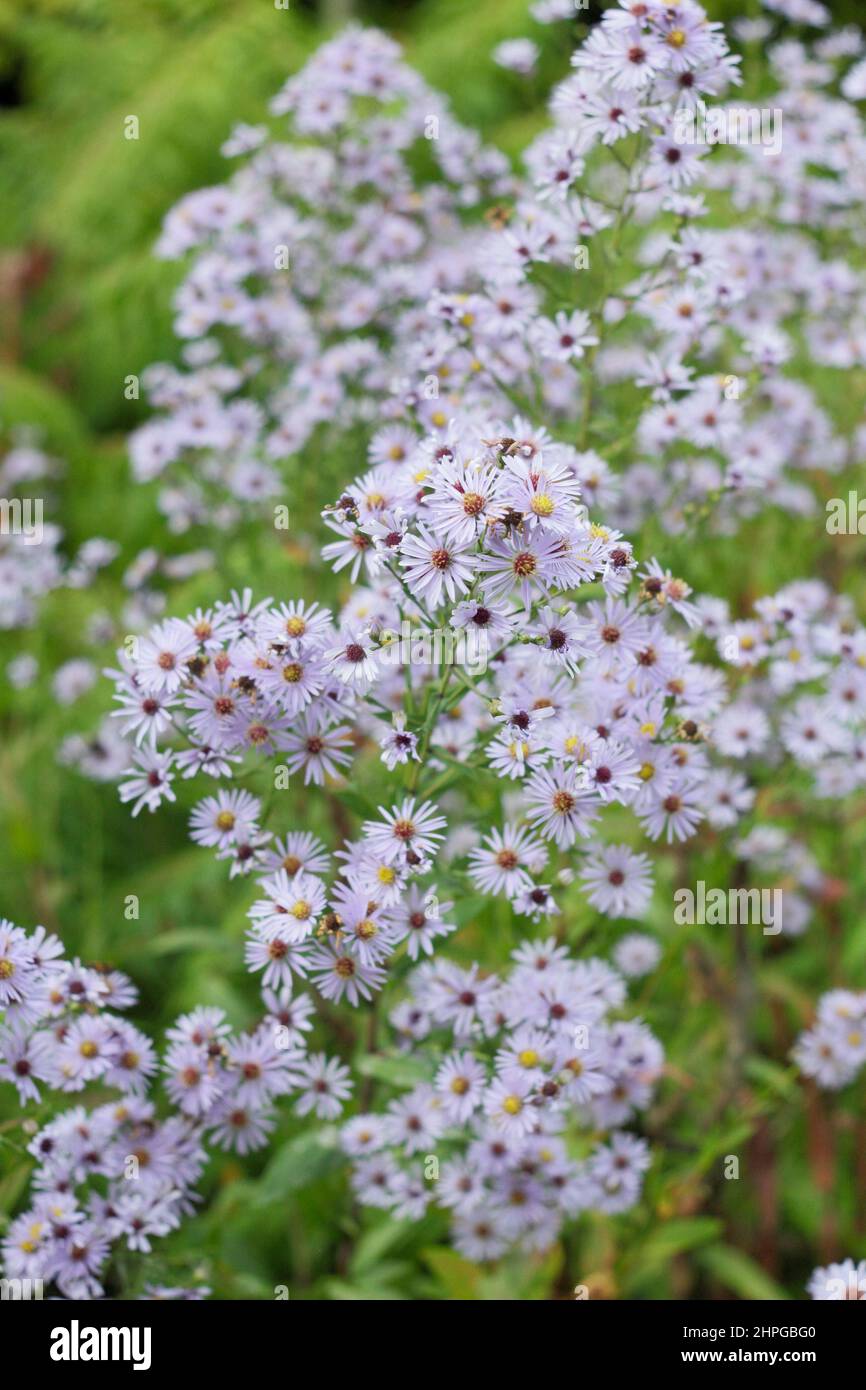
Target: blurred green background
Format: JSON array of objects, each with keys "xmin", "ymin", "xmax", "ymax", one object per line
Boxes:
[{"xmin": 1, "ymin": 0, "xmax": 865, "ymax": 1300}]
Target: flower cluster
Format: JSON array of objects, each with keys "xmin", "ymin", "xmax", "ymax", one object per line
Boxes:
[
  {"xmin": 0, "ymin": 917, "xmax": 350, "ymax": 1297},
  {"xmin": 710, "ymin": 580, "xmax": 866, "ymax": 801},
  {"xmin": 794, "ymin": 989, "xmax": 866, "ymax": 1090},
  {"xmin": 808, "ymin": 1256, "xmax": 866, "ymax": 1301},
  {"xmin": 129, "ymin": 27, "xmax": 510, "ymax": 531},
  {"xmin": 341, "ymin": 942, "xmax": 662, "ymax": 1254},
  {"xmin": 0, "ymin": 440, "xmax": 117, "ymax": 635}
]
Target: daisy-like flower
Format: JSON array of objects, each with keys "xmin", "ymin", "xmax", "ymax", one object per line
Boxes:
[
  {"xmin": 532, "ymin": 606, "xmax": 589, "ymax": 671},
  {"xmin": 501, "ymin": 456, "xmax": 583, "ymax": 537},
  {"xmin": 427, "ymin": 962, "xmax": 501, "ymax": 1039},
  {"xmin": 579, "ymin": 844, "xmax": 654, "ymax": 918},
  {"xmin": 118, "ymin": 748, "xmax": 176, "ymax": 817},
  {"xmin": 399, "ymin": 522, "xmax": 475, "ymax": 609},
  {"xmin": 523, "ymin": 762, "xmax": 599, "ymax": 848},
  {"xmin": 218, "ymin": 829, "xmax": 273, "ymax": 879},
  {"xmin": 0, "ymin": 922, "xmax": 37, "ymax": 1008},
  {"xmin": 807, "ymin": 1258, "xmax": 866, "ymax": 1301},
  {"xmin": 260, "ymin": 649, "xmax": 327, "ymax": 717},
  {"xmin": 361, "ymin": 797, "xmax": 447, "ymax": 866},
  {"xmin": 467, "ymin": 823, "xmax": 548, "ymax": 898},
  {"xmin": 263, "ymin": 831, "xmax": 331, "ymax": 879},
  {"xmin": 260, "ymin": 599, "xmax": 333, "ymax": 652},
  {"xmin": 280, "ymin": 713, "xmax": 354, "ymax": 785},
  {"xmin": 583, "ymin": 597, "xmax": 648, "ymax": 674},
  {"xmin": 111, "ymin": 683, "xmax": 178, "ymax": 747},
  {"xmin": 475, "ymin": 530, "xmax": 561, "ymax": 612},
  {"xmin": 189, "ymin": 789, "xmax": 262, "ymax": 849},
  {"xmin": 163, "ymin": 1041, "xmax": 226, "ymax": 1117},
  {"xmin": 0, "ymin": 1019, "xmax": 51, "ymax": 1102},
  {"xmin": 226, "ymin": 1031, "xmax": 300, "ymax": 1106},
  {"xmin": 434, "ymin": 1052, "xmax": 488, "ymax": 1124},
  {"xmin": 713, "ymin": 704, "xmax": 771, "ymax": 759},
  {"xmin": 244, "ymin": 921, "xmax": 312, "ymax": 987},
  {"xmin": 247, "ymin": 870, "xmax": 327, "ymax": 944},
  {"xmin": 261, "ymin": 984, "xmax": 315, "ymax": 1048},
  {"xmin": 580, "ymin": 87, "xmax": 645, "ymax": 144},
  {"xmin": 482, "ymin": 1073, "xmax": 536, "ymax": 1136},
  {"xmin": 530, "ymin": 309, "xmax": 599, "ymax": 362},
  {"xmin": 638, "ymin": 558, "xmax": 701, "ymax": 628},
  {"xmin": 379, "ymin": 711, "xmax": 420, "ymax": 770},
  {"xmin": 450, "ymin": 596, "xmax": 516, "ymax": 644},
  {"xmin": 308, "ymin": 939, "xmax": 386, "ymax": 1006},
  {"xmin": 209, "ymin": 1101, "xmax": 276, "ymax": 1155},
  {"xmin": 512, "ymin": 881, "xmax": 560, "ymax": 920},
  {"xmin": 327, "ymin": 883, "xmax": 397, "ymax": 968},
  {"xmin": 492, "ymin": 38, "xmax": 539, "ymax": 75},
  {"xmin": 135, "ymin": 618, "xmax": 199, "ymax": 694},
  {"xmin": 486, "ymin": 731, "xmax": 540, "ymax": 779},
  {"xmin": 698, "ymin": 769, "xmax": 755, "ymax": 829},
  {"xmin": 638, "ymin": 779, "xmax": 705, "ymax": 843},
  {"xmin": 340, "ymin": 1114, "xmax": 388, "ymax": 1159},
  {"xmin": 613, "ymin": 933, "xmax": 661, "ymax": 978},
  {"xmin": 54, "ymin": 1016, "xmax": 118, "ymax": 1089},
  {"xmin": 384, "ymin": 1084, "xmax": 446, "ymax": 1154},
  {"xmin": 388, "ymin": 884, "xmax": 455, "ymax": 959},
  {"xmin": 453, "ymin": 1210, "xmax": 509, "ymax": 1262},
  {"xmin": 215, "ymin": 588, "xmax": 274, "ymax": 642},
  {"xmin": 323, "ymin": 629, "xmax": 381, "ymax": 688},
  {"xmin": 294, "ymin": 1052, "xmax": 353, "ymax": 1120},
  {"xmin": 585, "ymin": 739, "xmax": 642, "ymax": 804},
  {"xmin": 428, "ymin": 458, "xmax": 503, "ymax": 545}
]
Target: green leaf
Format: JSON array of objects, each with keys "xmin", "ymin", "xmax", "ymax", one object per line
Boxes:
[
  {"xmin": 697, "ymin": 1245, "xmax": 788, "ymax": 1301},
  {"xmin": 422, "ymin": 1247, "xmax": 483, "ymax": 1300},
  {"xmin": 350, "ymin": 1219, "xmax": 415, "ymax": 1278},
  {"xmin": 743, "ymin": 1056, "xmax": 798, "ymax": 1101},
  {"xmin": 626, "ymin": 1216, "xmax": 723, "ymax": 1289},
  {"xmin": 251, "ymin": 1131, "xmax": 345, "ymax": 1206},
  {"xmin": 319, "ymin": 1279, "xmax": 409, "ymax": 1301},
  {"xmin": 356, "ymin": 1053, "xmax": 432, "ymax": 1089}
]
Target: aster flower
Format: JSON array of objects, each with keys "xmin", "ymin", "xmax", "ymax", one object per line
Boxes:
[
  {"xmin": 523, "ymin": 762, "xmax": 600, "ymax": 848},
  {"xmin": 294, "ymin": 1053, "xmax": 353, "ymax": 1120},
  {"xmin": 399, "ymin": 523, "xmax": 476, "ymax": 609},
  {"xmin": 361, "ymin": 797, "xmax": 447, "ymax": 866},
  {"xmin": 118, "ymin": 748, "xmax": 176, "ymax": 816},
  {"xmin": 579, "ymin": 844, "xmax": 654, "ymax": 919}
]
